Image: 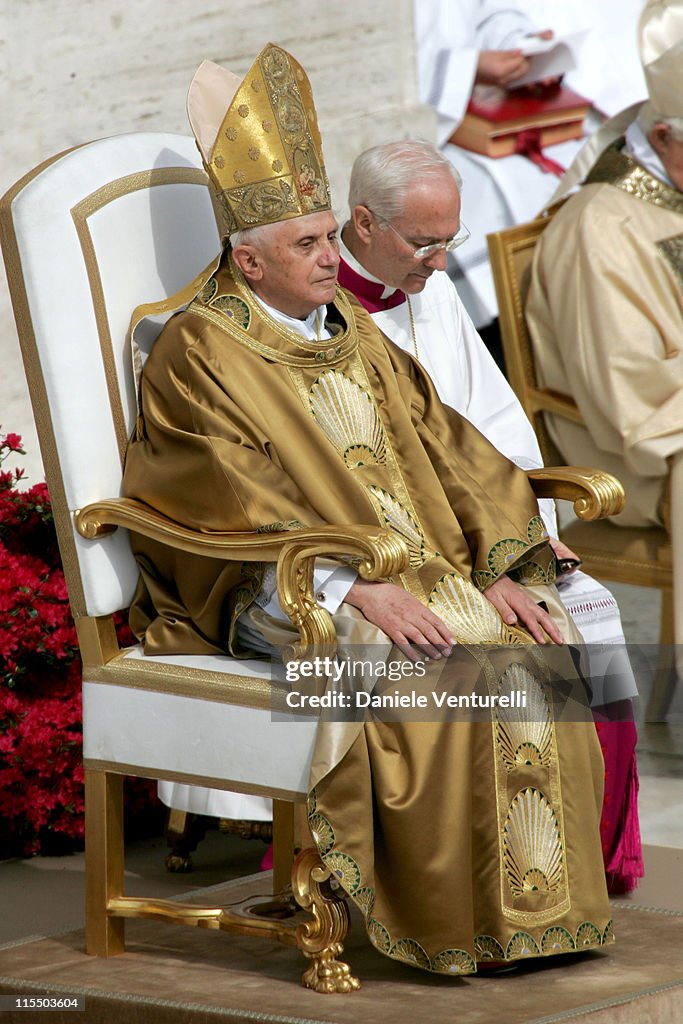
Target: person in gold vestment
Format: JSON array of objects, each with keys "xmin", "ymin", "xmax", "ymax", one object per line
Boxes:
[
  {"xmin": 123, "ymin": 45, "xmax": 612, "ymax": 974},
  {"xmin": 526, "ymin": 0, "xmax": 683, "ymax": 702}
]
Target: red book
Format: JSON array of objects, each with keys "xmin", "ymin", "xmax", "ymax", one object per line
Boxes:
[{"xmin": 449, "ymin": 83, "xmax": 591, "ymax": 158}]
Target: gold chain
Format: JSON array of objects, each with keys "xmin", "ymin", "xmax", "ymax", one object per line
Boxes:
[{"xmin": 406, "ymin": 296, "xmax": 419, "ymax": 359}]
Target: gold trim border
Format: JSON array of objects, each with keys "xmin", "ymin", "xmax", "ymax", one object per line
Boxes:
[
  {"xmin": 84, "ymin": 651, "xmax": 284, "ymax": 708},
  {"xmin": 82, "ymin": 759, "xmax": 306, "ymax": 801},
  {"xmin": 70, "ymin": 166, "xmax": 210, "ymax": 462}
]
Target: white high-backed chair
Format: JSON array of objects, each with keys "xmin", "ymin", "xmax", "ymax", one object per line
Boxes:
[
  {"xmin": 0, "ymin": 131, "xmax": 412, "ymax": 993},
  {"xmin": 1, "ymin": 131, "xmax": 623, "ymax": 991}
]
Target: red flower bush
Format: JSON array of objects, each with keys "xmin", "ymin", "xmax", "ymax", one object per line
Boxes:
[{"xmin": 0, "ymin": 431, "xmax": 158, "ymax": 855}]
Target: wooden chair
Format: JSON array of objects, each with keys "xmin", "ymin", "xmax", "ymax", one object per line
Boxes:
[
  {"xmin": 488, "ymin": 211, "xmax": 674, "ymax": 721},
  {"xmin": 0, "ymin": 132, "xmax": 624, "ymax": 991}
]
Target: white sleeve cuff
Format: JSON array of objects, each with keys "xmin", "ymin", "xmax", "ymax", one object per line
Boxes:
[{"xmin": 259, "ymin": 562, "xmax": 358, "ymax": 619}]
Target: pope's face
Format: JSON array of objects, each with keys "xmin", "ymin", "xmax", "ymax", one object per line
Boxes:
[
  {"xmin": 253, "ymin": 211, "xmax": 340, "ymax": 318},
  {"xmin": 368, "ymin": 172, "xmax": 462, "ymax": 293}
]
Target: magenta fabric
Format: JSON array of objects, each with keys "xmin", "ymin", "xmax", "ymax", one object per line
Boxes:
[
  {"xmin": 595, "ymin": 716, "xmax": 644, "ymax": 894},
  {"xmin": 337, "ymin": 257, "xmax": 406, "ymax": 313}
]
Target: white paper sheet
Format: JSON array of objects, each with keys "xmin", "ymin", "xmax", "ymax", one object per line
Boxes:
[{"xmin": 514, "ymin": 30, "xmax": 588, "ymax": 87}]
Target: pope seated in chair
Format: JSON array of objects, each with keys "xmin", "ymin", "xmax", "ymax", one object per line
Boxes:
[{"xmin": 123, "ymin": 44, "xmax": 614, "ymax": 974}]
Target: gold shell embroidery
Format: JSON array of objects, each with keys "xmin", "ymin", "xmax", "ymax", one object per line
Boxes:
[
  {"xmin": 431, "ymin": 949, "xmax": 476, "ymax": 975},
  {"xmin": 308, "ymin": 812, "xmax": 334, "ymax": 856},
  {"xmin": 310, "ymin": 370, "xmax": 387, "ymax": 468},
  {"xmin": 506, "ymin": 931, "xmax": 540, "ymax": 959},
  {"xmin": 503, "ymin": 788, "xmax": 564, "ymax": 897},
  {"xmin": 368, "ymin": 486, "xmax": 435, "ymax": 568},
  {"xmin": 475, "ymin": 935, "xmax": 506, "ymax": 961},
  {"xmin": 494, "ymin": 663, "xmax": 553, "ymax": 770},
  {"xmin": 428, "ymin": 573, "xmax": 528, "ymax": 645},
  {"xmin": 210, "ymin": 294, "xmax": 251, "ymax": 329},
  {"xmin": 389, "ymin": 939, "xmax": 430, "ymax": 970},
  {"xmin": 541, "ymin": 927, "xmax": 575, "ymax": 954}
]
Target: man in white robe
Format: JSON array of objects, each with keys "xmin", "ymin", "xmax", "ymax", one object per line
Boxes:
[
  {"xmin": 414, "ymin": 0, "xmax": 643, "ymax": 328},
  {"xmin": 338, "ymin": 138, "xmax": 642, "ymax": 892}
]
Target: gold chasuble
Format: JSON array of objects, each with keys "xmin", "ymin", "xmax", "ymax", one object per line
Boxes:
[{"xmin": 123, "ymin": 253, "xmax": 612, "ymax": 974}]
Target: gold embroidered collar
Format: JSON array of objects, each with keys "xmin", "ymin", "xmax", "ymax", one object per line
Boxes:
[
  {"xmin": 585, "ymin": 140, "xmax": 683, "ymax": 216},
  {"xmin": 189, "ymin": 252, "xmax": 359, "ymax": 367}
]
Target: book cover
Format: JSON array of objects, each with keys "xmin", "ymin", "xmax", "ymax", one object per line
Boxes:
[{"xmin": 449, "ymin": 84, "xmax": 591, "ymax": 157}]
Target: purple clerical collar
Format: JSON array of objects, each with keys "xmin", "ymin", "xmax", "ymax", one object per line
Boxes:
[{"xmin": 337, "ymin": 233, "xmax": 406, "ymax": 313}]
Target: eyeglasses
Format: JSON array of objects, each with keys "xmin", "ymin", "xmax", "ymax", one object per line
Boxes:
[{"xmin": 376, "ymin": 215, "xmax": 470, "ymax": 259}]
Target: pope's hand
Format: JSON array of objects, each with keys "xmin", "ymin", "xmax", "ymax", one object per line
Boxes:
[
  {"xmin": 344, "ymin": 579, "xmax": 455, "ymax": 662},
  {"xmin": 484, "ymin": 575, "xmax": 564, "ymax": 645}
]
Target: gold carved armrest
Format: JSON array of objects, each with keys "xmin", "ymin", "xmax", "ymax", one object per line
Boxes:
[
  {"xmin": 74, "ymin": 497, "xmax": 410, "ymax": 658},
  {"xmin": 526, "ymin": 467, "xmax": 625, "ymax": 521}
]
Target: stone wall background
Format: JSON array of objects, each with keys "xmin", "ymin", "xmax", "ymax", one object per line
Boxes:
[{"xmin": 0, "ymin": 0, "xmax": 433, "ymax": 484}]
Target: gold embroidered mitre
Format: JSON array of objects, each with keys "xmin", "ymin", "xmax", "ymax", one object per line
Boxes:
[
  {"xmin": 187, "ymin": 44, "xmax": 331, "ymax": 235},
  {"xmin": 640, "ymin": 0, "xmax": 683, "ymax": 118}
]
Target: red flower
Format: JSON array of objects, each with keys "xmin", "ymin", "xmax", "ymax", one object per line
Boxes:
[{"xmin": 0, "ymin": 433, "xmax": 24, "ymax": 454}]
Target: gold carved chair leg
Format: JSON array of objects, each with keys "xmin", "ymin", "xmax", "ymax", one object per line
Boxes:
[
  {"xmin": 645, "ymin": 587, "xmax": 677, "ymax": 722},
  {"xmin": 292, "ymin": 847, "xmax": 361, "ymax": 993},
  {"xmin": 85, "ymin": 769, "xmax": 125, "ymax": 957}
]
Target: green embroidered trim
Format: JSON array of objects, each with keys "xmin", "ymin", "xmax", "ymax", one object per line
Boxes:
[
  {"xmin": 474, "ymin": 515, "xmax": 550, "ymax": 591},
  {"xmin": 506, "ymin": 931, "xmax": 540, "ymax": 959},
  {"xmin": 475, "ymin": 935, "xmax": 506, "ymax": 961},
  {"xmin": 576, "ymin": 922, "xmax": 601, "ymax": 948},
  {"xmin": 196, "ymin": 276, "xmax": 252, "ymax": 329},
  {"xmin": 198, "ymin": 277, "xmax": 218, "ymax": 304},
  {"xmin": 432, "ymin": 949, "xmax": 477, "ymax": 975},
  {"xmin": 211, "ymin": 294, "xmax": 251, "ymax": 329},
  {"xmin": 308, "ymin": 812, "xmax": 334, "ymax": 856},
  {"xmin": 389, "ymin": 939, "xmax": 431, "ymax": 970},
  {"xmin": 353, "ymin": 886, "xmax": 375, "ymax": 918},
  {"xmin": 527, "ymin": 515, "xmax": 548, "ymax": 545},
  {"xmin": 368, "ymin": 919, "xmax": 391, "ymax": 953},
  {"xmin": 487, "ymin": 538, "xmax": 529, "ymax": 576},
  {"xmin": 324, "ymin": 851, "xmax": 361, "ymax": 893},
  {"xmin": 541, "ymin": 926, "xmax": 575, "ymax": 954}
]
